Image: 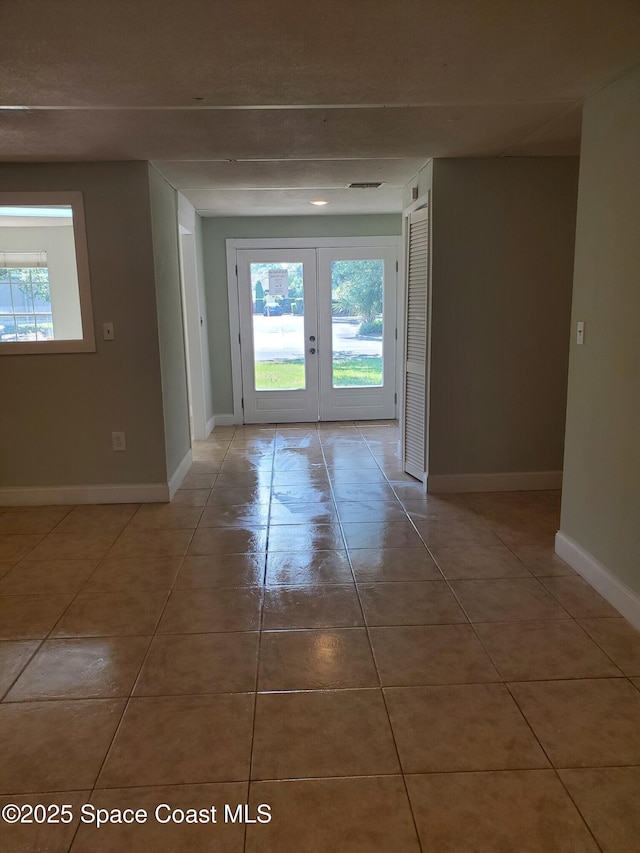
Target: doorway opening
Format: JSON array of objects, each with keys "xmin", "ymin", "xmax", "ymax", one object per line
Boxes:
[{"xmin": 228, "ymin": 238, "xmax": 401, "ymax": 424}]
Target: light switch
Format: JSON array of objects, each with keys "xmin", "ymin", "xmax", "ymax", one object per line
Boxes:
[
  {"xmin": 576, "ymin": 321, "xmax": 585, "ymax": 346},
  {"xmin": 103, "ymin": 322, "xmax": 115, "ymax": 341}
]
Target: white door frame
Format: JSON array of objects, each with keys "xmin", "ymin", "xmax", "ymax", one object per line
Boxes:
[
  {"xmin": 178, "ymin": 225, "xmax": 209, "ymax": 440},
  {"xmin": 226, "ymin": 236, "xmax": 403, "ymax": 424}
]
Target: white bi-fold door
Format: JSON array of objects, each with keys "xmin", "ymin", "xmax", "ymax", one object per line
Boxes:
[{"xmin": 236, "ymin": 245, "xmax": 397, "ymax": 424}]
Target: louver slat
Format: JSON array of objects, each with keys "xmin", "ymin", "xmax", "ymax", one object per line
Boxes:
[{"xmin": 402, "ymin": 206, "xmax": 429, "ymax": 481}]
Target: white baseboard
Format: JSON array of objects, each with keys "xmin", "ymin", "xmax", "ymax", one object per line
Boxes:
[
  {"xmin": 0, "ymin": 482, "xmax": 170, "ymax": 506},
  {"xmin": 168, "ymin": 448, "xmax": 193, "ymax": 499},
  {"xmin": 205, "ymin": 415, "xmax": 216, "ymax": 437},
  {"xmin": 213, "ymin": 414, "xmax": 239, "ymax": 427},
  {"xmin": 555, "ymin": 531, "xmax": 640, "ymax": 630},
  {"xmin": 427, "ymin": 470, "xmax": 563, "ymax": 494}
]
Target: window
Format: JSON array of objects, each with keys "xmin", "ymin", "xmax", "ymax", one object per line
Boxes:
[
  {"xmin": 0, "ymin": 253, "xmax": 53, "ymax": 342},
  {"xmin": 0, "ymin": 193, "xmax": 95, "ymax": 354}
]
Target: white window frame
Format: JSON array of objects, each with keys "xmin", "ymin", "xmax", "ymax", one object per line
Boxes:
[{"xmin": 0, "ymin": 191, "xmax": 95, "ymax": 354}]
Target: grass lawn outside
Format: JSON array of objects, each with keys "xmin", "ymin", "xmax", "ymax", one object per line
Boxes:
[{"xmin": 255, "ymin": 356, "xmax": 383, "ymax": 390}]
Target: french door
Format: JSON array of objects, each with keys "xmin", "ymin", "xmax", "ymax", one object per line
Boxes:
[{"xmin": 236, "ymin": 245, "xmax": 397, "ymax": 423}]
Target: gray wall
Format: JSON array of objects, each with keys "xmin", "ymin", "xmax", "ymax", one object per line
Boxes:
[
  {"xmin": 0, "ymin": 162, "xmax": 168, "ymax": 487},
  {"xmin": 148, "ymin": 166, "xmax": 191, "ymax": 477},
  {"xmin": 560, "ymin": 68, "xmax": 640, "ymax": 593},
  {"xmin": 428, "ymin": 157, "xmax": 579, "ymax": 476},
  {"xmin": 202, "ymin": 214, "xmax": 402, "ymax": 414}
]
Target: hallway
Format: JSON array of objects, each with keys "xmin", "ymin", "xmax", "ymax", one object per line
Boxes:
[{"xmin": 1, "ymin": 421, "xmax": 640, "ymax": 851}]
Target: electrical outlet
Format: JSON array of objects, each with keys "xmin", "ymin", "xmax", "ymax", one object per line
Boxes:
[{"xmin": 112, "ymin": 431, "xmax": 126, "ymax": 451}]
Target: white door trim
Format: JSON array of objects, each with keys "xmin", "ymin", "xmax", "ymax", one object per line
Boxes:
[{"xmin": 226, "ymin": 236, "xmax": 403, "ymax": 424}]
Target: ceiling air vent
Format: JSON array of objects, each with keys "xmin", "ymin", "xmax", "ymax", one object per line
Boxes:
[{"xmin": 348, "ymin": 182, "xmax": 384, "ymax": 189}]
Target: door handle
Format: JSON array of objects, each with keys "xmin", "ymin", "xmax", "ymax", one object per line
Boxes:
[{"xmin": 309, "ymin": 347, "xmax": 317, "ymax": 355}]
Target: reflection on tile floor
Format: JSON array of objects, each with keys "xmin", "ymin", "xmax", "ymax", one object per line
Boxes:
[{"xmin": 0, "ymin": 420, "xmax": 639, "ymax": 851}]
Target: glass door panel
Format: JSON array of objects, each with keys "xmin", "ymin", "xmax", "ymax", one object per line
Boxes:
[
  {"xmin": 237, "ymin": 249, "xmax": 318, "ymax": 423},
  {"xmin": 250, "ymin": 262, "xmax": 306, "ymax": 391},
  {"xmin": 318, "ymin": 246, "xmax": 397, "ymax": 421},
  {"xmin": 330, "ymin": 258, "xmax": 384, "ymax": 388}
]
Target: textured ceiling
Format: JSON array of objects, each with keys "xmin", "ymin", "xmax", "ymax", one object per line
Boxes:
[{"xmin": 1, "ymin": 1, "xmax": 639, "ymax": 215}]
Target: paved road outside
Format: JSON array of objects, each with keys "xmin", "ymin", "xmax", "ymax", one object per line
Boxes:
[{"xmin": 253, "ymin": 315, "xmax": 382, "ymax": 361}]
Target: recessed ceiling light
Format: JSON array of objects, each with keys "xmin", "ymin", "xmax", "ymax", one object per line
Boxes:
[{"xmin": 310, "ymin": 200, "xmax": 328, "ymax": 206}]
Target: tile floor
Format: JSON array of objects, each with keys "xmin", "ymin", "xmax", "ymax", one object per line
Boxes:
[{"xmin": 0, "ymin": 420, "xmax": 639, "ymax": 851}]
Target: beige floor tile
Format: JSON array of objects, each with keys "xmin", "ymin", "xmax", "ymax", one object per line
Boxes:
[
  {"xmin": 541, "ymin": 576, "xmax": 619, "ymax": 617},
  {"xmin": 0, "ymin": 641, "xmax": 39, "ymax": 697},
  {"xmin": 329, "ymin": 469, "xmax": 388, "ymax": 485},
  {"xmin": 268, "ymin": 502, "xmax": 338, "ymax": 525},
  {"xmin": 406, "ymin": 770, "xmax": 598, "ymax": 853},
  {"xmin": 0, "ymin": 560, "xmax": 14, "ymax": 579},
  {"xmin": 262, "ymin": 585, "xmax": 362, "ymax": 630},
  {"xmin": 579, "ymin": 617, "xmax": 640, "ymax": 676},
  {"xmin": 510, "ymin": 678, "xmax": 640, "ymax": 767},
  {"xmin": 559, "ymin": 767, "xmax": 640, "ymax": 853},
  {"xmin": 71, "ymin": 783, "xmax": 247, "ymax": 853},
  {"xmin": 432, "ymin": 544, "xmax": 531, "ymax": 579},
  {"xmin": 206, "ymin": 486, "xmax": 271, "ymax": 506},
  {"xmin": 414, "ymin": 519, "xmax": 501, "ymax": 549},
  {"xmin": 358, "ymin": 581, "xmax": 467, "ymax": 626},
  {"xmin": 128, "ymin": 504, "xmax": 204, "ymax": 529},
  {"xmin": 509, "ymin": 544, "xmax": 576, "ymax": 576},
  {"xmin": 335, "ymin": 500, "xmax": 408, "ymax": 523},
  {"xmin": 258, "ymin": 629, "xmax": 377, "ymax": 690},
  {"xmin": 0, "ymin": 558, "xmax": 99, "ymax": 595},
  {"xmin": 0, "ymin": 594, "xmax": 73, "ymax": 640},
  {"xmin": 0, "ymin": 535, "xmax": 42, "ymax": 561},
  {"xmin": 252, "ymin": 689, "xmax": 400, "ymax": 780},
  {"xmin": 265, "ymin": 550, "xmax": 352, "ymax": 585},
  {"xmin": 189, "ymin": 459, "xmax": 222, "ymax": 473},
  {"xmin": 176, "ymin": 554, "xmax": 265, "ymax": 588},
  {"xmin": 214, "ymin": 473, "xmax": 271, "ymax": 490},
  {"xmin": 54, "ymin": 505, "xmax": 139, "ymax": 534},
  {"xmin": 270, "ymin": 483, "xmax": 331, "ymax": 501},
  {"xmin": 158, "ymin": 588, "xmax": 263, "ymax": 633},
  {"xmin": 267, "ymin": 524, "xmax": 344, "ymax": 552},
  {"xmin": 476, "ymin": 620, "xmax": 622, "ymax": 680},
  {"xmin": 449, "ymin": 577, "xmax": 570, "ymax": 622},
  {"xmin": 107, "ymin": 528, "xmax": 193, "ymax": 558},
  {"xmin": 28, "ymin": 533, "xmax": 118, "ymax": 561},
  {"xmin": 198, "ymin": 504, "xmax": 271, "ymax": 528},
  {"xmin": 52, "ymin": 591, "xmax": 167, "ymax": 637},
  {"xmin": 0, "ymin": 699, "xmax": 124, "ymax": 793},
  {"xmin": 83, "ymin": 556, "xmax": 182, "ymax": 592},
  {"xmin": 402, "ymin": 496, "xmax": 477, "ymax": 521},
  {"xmin": 385, "ymin": 684, "xmax": 549, "ymax": 773},
  {"xmin": 331, "ymin": 483, "xmax": 397, "ymax": 501},
  {"xmin": 342, "ymin": 521, "xmax": 424, "ymax": 550},
  {"xmin": 134, "ymin": 632, "xmax": 259, "ymax": 695},
  {"xmin": 370, "ymin": 624, "xmax": 500, "ymax": 686},
  {"xmin": 180, "ymin": 473, "xmax": 217, "ymax": 489},
  {"xmin": 188, "ymin": 527, "xmax": 267, "ymax": 556},
  {"xmin": 0, "ymin": 791, "xmax": 90, "ymax": 853},
  {"xmin": 246, "ymin": 776, "xmax": 421, "ymax": 853},
  {"xmin": 171, "ymin": 488, "xmax": 210, "ymax": 506},
  {"xmin": 489, "ymin": 520, "xmax": 557, "ymax": 547},
  {"xmin": 349, "ymin": 548, "xmax": 441, "ymax": 582},
  {"xmin": 0, "ymin": 507, "xmax": 70, "ymax": 535},
  {"xmin": 98, "ymin": 694, "xmax": 254, "ymax": 787},
  {"xmin": 6, "ymin": 637, "xmax": 150, "ymax": 700}
]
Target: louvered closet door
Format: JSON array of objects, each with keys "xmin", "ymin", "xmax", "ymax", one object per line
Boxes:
[{"xmin": 402, "ymin": 206, "xmax": 429, "ymax": 481}]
